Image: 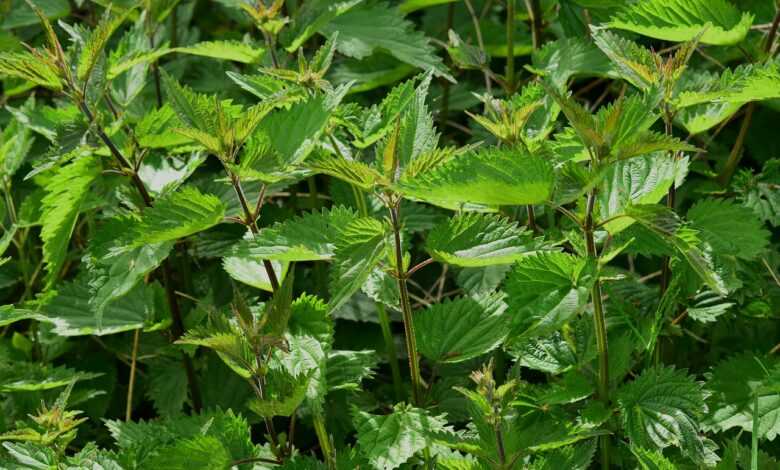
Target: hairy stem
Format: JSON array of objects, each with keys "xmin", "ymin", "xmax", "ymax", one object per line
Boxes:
[
  {"xmin": 389, "ymin": 203, "xmax": 423, "ymax": 406},
  {"xmin": 584, "ymin": 190, "xmax": 610, "ymax": 470}
]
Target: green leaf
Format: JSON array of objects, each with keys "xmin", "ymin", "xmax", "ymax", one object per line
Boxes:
[
  {"xmin": 396, "ymin": 147, "xmax": 554, "ymax": 208},
  {"xmin": 591, "ymin": 28, "xmax": 658, "ymax": 90},
  {"xmin": 306, "ymin": 152, "xmax": 384, "ymax": 190},
  {"xmin": 353, "ymin": 404, "xmax": 451, "ymax": 470},
  {"xmin": 128, "ymin": 186, "xmax": 225, "ymax": 247},
  {"xmin": 222, "ymin": 255, "xmax": 288, "ymax": 292},
  {"xmin": 284, "ymin": 0, "xmax": 364, "ymax": 52},
  {"xmin": 624, "ymin": 205, "xmax": 727, "ymax": 295},
  {"xmin": 40, "ymin": 156, "xmax": 100, "ymax": 286},
  {"xmin": 321, "ymin": 2, "xmax": 452, "ymax": 81},
  {"xmin": 326, "ymin": 350, "xmax": 378, "ymax": 391},
  {"xmin": 399, "ymin": 0, "xmax": 455, "ymax": 14},
  {"xmin": 531, "ymin": 37, "xmax": 616, "ymax": 91},
  {"xmin": 85, "ymin": 216, "xmax": 173, "ymax": 317},
  {"xmin": 0, "ymin": 51, "xmax": 63, "ymax": 91},
  {"xmin": 617, "ymin": 366, "xmax": 708, "ymax": 462},
  {"xmin": 630, "ymin": 446, "xmax": 677, "ymax": 470},
  {"xmin": 598, "ymin": 154, "xmax": 689, "ymax": 234},
  {"xmin": 260, "ymin": 91, "xmax": 343, "ymax": 166},
  {"xmin": 77, "ymin": 9, "xmax": 132, "ymax": 83},
  {"xmin": 0, "ymin": 361, "xmax": 100, "ymax": 392},
  {"xmin": 505, "ymin": 252, "xmax": 593, "ymax": 341},
  {"xmin": 41, "ymin": 280, "xmax": 160, "ymax": 335},
  {"xmin": 145, "ymin": 436, "xmax": 232, "ymax": 469},
  {"xmin": 687, "ymin": 198, "xmax": 770, "ymax": 260},
  {"xmin": 608, "ymin": 0, "xmax": 753, "ymax": 45},
  {"xmin": 3, "ymin": 442, "xmax": 59, "ymax": 468},
  {"xmin": 228, "ymin": 206, "xmax": 357, "ymax": 262},
  {"xmin": 425, "ymin": 213, "xmax": 541, "ymax": 267},
  {"xmin": 146, "ymin": 358, "xmax": 188, "ymax": 418},
  {"xmin": 704, "ymin": 354, "xmax": 780, "ymax": 441},
  {"xmin": 174, "ymin": 40, "xmax": 265, "ymax": 63},
  {"xmin": 328, "ymin": 217, "xmax": 387, "ymax": 312},
  {"xmin": 414, "ymin": 292, "xmax": 509, "ymax": 363}
]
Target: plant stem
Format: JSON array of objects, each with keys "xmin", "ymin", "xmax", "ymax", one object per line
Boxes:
[
  {"xmin": 659, "ymin": 115, "xmax": 676, "ymax": 295},
  {"xmin": 77, "ymin": 99, "xmax": 202, "ymax": 412},
  {"xmin": 313, "ymin": 413, "xmax": 336, "ymax": 469},
  {"xmin": 125, "ymin": 328, "xmax": 140, "ymax": 421},
  {"xmin": 584, "ymin": 190, "xmax": 610, "ymax": 470},
  {"xmin": 227, "ymin": 170, "xmax": 280, "ymax": 291},
  {"xmin": 524, "ymin": 0, "xmax": 542, "ymax": 50},
  {"xmin": 506, "ymin": 0, "xmax": 516, "ymax": 93},
  {"xmin": 389, "ymin": 203, "xmax": 423, "ymax": 406},
  {"xmin": 463, "ymin": 0, "xmax": 492, "ymax": 96}
]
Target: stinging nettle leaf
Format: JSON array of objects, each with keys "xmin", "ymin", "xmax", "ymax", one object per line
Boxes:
[
  {"xmin": 128, "ymin": 185, "xmax": 225, "ymax": 247},
  {"xmin": 414, "ymin": 292, "xmax": 509, "ymax": 363},
  {"xmin": 505, "ymin": 252, "xmax": 594, "ymax": 342},
  {"xmin": 396, "ymin": 147, "xmax": 554, "ymax": 209},
  {"xmin": 353, "ymin": 404, "xmax": 452, "ymax": 470},
  {"xmin": 40, "ymin": 156, "xmax": 101, "ymax": 286},
  {"xmin": 425, "ymin": 212, "xmax": 543, "ymax": 267},
  {"xmin": 687, "ymin": 198, "xmax": 770, "ymax": 261},
  {"xmin": 228, "ymin": 206, "xmax": 357, "ymax": 262},
  {"xmin": 608, "ymin": 0, "xmax": 753, "ymax": 46},
  {"xmin": 617, "ymin": 366, "xmax": 708, "ymax": 463}
]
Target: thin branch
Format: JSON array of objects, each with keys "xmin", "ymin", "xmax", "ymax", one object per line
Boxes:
[{"xmin": 125, "ymin": 329, "xmax": 141, "ymax": 421}]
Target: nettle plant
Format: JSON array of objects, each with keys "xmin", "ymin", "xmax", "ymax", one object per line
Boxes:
[{"xmin": 0, "ymin": 0, "xmax": 779, "ymax": 468}]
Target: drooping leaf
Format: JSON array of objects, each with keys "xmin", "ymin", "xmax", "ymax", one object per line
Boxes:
[
  {"xmin": 608, "ymin": 0, "xmax": 753, "ymax": 45},
  {"xmin": 414, "ymin": 292, "xmax": 509, "ymax": 363},
  {"xmin": 425, "ymin": 212, "xmax": 542, "ymax": 267}
]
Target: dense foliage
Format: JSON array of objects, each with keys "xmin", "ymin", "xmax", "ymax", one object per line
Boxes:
[{"xmin": 0, "ymin": 0, "xmax": 779, "ymax": 468}]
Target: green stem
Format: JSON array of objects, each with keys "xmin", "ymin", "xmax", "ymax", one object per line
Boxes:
[
  {"xmin": 389, "ymin": 203, "xmax": 423, "ymax": 406},
  {"xmin": 584, "ymin": 190, "xmax": 610, "ymax": 470},
  {"xmin": 313, "ymin": 413, "xmax": 335, "ymax": 470}
]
